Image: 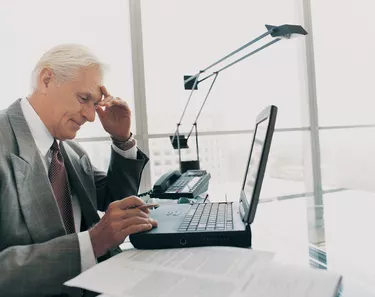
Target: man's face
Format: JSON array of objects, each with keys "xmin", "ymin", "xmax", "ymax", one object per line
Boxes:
[{"xmin": 44, "ymin": 66, "xmax": 103, "ymax": 140}]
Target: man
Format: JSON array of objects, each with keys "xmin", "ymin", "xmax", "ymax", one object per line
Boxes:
[{"xmin": 0, "ymin": 44, "xmax": 157, "ymax": 296}]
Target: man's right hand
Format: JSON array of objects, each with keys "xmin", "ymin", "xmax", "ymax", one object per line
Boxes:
[{"xmin": 89, "ymin": 196, "xmax": 158, "ymax": 258}]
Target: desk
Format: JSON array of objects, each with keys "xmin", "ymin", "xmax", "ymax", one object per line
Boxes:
[
  {"xmin": 251, "ymin": 190, "xmax": 375, "ymax": 297},
  {"xmin": 198, "ymin": 179, "xmax": 375, "ymax": 297},
  {"xmin": 137, "ymin": 187, "xmax": 375, "ymax": 297}
]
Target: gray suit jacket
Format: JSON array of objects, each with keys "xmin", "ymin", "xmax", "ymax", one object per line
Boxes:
[{"xmin": 0, "ymin": 99, "xmax": 149, "ymax": 296}]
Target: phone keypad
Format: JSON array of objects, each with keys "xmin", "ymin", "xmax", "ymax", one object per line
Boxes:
[{"xmin": 166, "ymin": 177, "xmax": 200, "ymax": 193}]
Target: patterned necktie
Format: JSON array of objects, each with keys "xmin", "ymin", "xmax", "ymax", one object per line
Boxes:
[{"xmin": 48, "ymin": 139, "xmax": 75, "ymax": 234}]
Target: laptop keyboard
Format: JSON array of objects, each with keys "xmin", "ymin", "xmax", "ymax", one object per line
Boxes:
[{"xmin": 178, "ymin": 203, "xmax": 234, "ymax": 232}]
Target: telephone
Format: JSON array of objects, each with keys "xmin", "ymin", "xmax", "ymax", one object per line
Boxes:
[{"xmin": 149, "ymin": 169, "xmax": 211, "ymax": 199}]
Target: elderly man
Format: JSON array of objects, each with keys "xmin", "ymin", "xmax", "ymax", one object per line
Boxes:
[{"xmin": 0, "ymin": 44, "xmax": 157, "ymax": 296}]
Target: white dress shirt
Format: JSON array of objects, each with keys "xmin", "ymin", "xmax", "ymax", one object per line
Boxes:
[{"xmin": 20, "ymin": 98, "xmax": 137, "ymax": 272}]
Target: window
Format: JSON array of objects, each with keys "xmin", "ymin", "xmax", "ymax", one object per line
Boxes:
[
  {"xmin": 141, "ymin": 0, "xmax": 319, "ymax": 277},
  {"xmin": 320, "ymin": 128, "xmax": 375, "ymax": 191},
  {"xmin": 78, "ymin": 141, "xmax": 112, "ymax": 172},
  {"xmin": 141, "ymin": 0, "xmax": 308, "ymax": 134},
  {"xmin": 0, "ymin": 0, "xmax": 135, "ymax": 137},
  {"xmin": 311, "ymin": 0, "xmax": 375, "ymax": 126},
  {"xmin": 148, "ymin": 131, "xmax": 308, "ymax": 202},
  {"xmin": 310, "ymin": 0, "xmax": 375, "ymax": 292}
]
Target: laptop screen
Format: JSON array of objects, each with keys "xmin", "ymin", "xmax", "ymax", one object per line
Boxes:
[{"xmin": 243, "ymin": 118, "xmax": 269, "ymax": 211}]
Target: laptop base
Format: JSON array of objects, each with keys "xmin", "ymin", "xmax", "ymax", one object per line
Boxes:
[{"xmin": 130, "ymin": 226, "xmax": 251, "ymax": 249}]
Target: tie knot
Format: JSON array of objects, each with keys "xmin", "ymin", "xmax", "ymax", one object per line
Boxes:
[{"xmin": 51, "ymin": 139, "xmax": 60, "ymax": 152}]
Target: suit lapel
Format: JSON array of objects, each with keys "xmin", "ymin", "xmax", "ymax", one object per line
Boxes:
[
  {"xmin": 60, "ymin": 143, "xmax": 100, "ymax": 229},
  {"xmin": 7, "ymin": 100, "xmax": 66, "ymax": 243}
]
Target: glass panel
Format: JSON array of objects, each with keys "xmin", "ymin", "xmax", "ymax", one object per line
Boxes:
[
  {"xmin": 257, "ymin": 191, "xmax": 375, "ymax": 295},
  {"xmin": 141, "ymin": 0, "xmax": 308, "ymax": 134},
  {"xmin": 0, "ymin": 0, "xmax": 135, "ymax": 136},
  {"xmin": 148, "ymin": 131, "xmax": 308, "ymax": 201},
  {"xmin": 252, "ymin": 197, "xmax": 310, "ymax": 267},
  {"xmin": 320, "ymin": 128, "xmax": 375, "ymax": 192},
  {"xmin": 311, "ymin": 0, "xmax": 375, "ymax": 126},
  {"xmin": 321, "ymin": 190, "xmax": 375, "ymax": 296},
  {"xmin": 318, "ymin": 128, "xmax": 375, "ymax": 295},
  {"xmin": 77, "ymin": 141, "xmax": 112, "ymax": 172}
]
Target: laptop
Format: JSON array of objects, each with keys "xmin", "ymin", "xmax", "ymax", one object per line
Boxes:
[{"xmin": 130, "ymin": 105, "xmax": 277, "ymax": 249}]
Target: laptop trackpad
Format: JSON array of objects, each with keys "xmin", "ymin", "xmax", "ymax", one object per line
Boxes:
[{"xmin": 148, "ymin": 204, "xmax": 191, "ymax": 233}]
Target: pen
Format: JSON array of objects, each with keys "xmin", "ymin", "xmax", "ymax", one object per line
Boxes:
[{"xmin": 129, "ymin": 203, "xmax": 160, "ymax": 210}]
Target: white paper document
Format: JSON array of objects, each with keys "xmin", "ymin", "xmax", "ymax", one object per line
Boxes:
[{"xmin": 65, "ymin": 246, "xmax": 341, "ymax": 297}]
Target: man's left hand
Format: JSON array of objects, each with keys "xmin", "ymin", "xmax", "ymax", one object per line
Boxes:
[{"xmin": 96, "ymin": 86, "xmax": 131, "ymax": 141}]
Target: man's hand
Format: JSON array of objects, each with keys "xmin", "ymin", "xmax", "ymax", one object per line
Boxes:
[
  {"xmin": 96, "ymin": 86, "xmax": 132, "ymax": 141},
  {"xmin": 89, "ymin": 196, "xmax": 158, "ymax": 258}
]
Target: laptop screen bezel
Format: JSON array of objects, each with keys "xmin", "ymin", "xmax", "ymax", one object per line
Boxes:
[{"xmin": 239, "ymin": 105, "xmax": 277, "ymax": 225}]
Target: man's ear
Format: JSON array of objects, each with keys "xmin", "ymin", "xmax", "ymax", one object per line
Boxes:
[{"xmin": 39, "ymin": 68, "xmax": 54, "ymax": 93}]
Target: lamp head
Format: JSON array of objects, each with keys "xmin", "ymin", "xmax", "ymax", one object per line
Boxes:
[
  {"xmin": 265, "ymin": 24, "xmax": 308, "ymax": 39},
  {"xmin": 170, "ymin": 134, "xmax": 189, "ymax": 149}
]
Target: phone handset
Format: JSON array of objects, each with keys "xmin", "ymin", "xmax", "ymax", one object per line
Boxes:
[{"xmin": 152, "ymin": 170, "xmax": 182, "ymax": 194}]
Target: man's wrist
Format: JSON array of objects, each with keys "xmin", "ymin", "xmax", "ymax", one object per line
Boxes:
[
  {"xmin": 89, "ymin": 226, "xmax": 107, "ymax": 259},
  {"xmin": 111, "ymin": 133, "xmax": 136, "ymax": 151},
  {"xmin": 111, "ymin": 132, "xmax": 132, "ymax": 142}
]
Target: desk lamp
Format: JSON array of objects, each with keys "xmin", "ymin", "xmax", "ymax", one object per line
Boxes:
[{"xmin": 169, "ymin": 24, "xmax": 308, "ymax": 173}]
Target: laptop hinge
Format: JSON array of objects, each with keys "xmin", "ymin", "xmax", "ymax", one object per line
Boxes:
[{"xmin": 239, "ymin": 201, "xmax": 246, "ymax": 222}]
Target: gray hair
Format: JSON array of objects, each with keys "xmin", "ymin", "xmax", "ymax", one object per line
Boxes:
[{"xmin": 31, "ymin": 43, "xmax": 105, "ymax": 90}]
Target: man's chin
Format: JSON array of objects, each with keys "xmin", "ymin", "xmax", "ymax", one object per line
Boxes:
[
  {"xmin": 68, "ymin": 132, "xmax": 77, "ymax": 140},
  {"xmin": 60, "ymin": 131, "xmax": 77, "ymax": 141}
]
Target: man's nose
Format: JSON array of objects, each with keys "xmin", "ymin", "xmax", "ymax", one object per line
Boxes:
[{"xmin": 82, "ymin": 103, "xmax": 96, "ymax": 122}]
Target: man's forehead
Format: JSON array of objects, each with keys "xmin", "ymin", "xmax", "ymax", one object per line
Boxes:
[
  {"xmin": 78, "ymin": 67, "xmax": 102, "ymax": 85},
  {"xmin": 74, "ymin": 67, "xmax": 103, "ymax": 101}
]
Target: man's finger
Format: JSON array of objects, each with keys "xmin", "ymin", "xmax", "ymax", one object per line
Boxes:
[
  {"xmin": 120, "ymin": 216, "xmax": 157, "ymax": 230},
  {"xmin": 150, "ymin": 218, "xmax": 158, "ymax": 227},
  {"xmin": 123, "ymin": 223, "xmax": 153, "ymax": 236},
  {"xmin": 95, "ymin": 105, "xmax": 106, "ymax": 120},
  {"xmin": 116, "ymin": 196, "xmax": 146, "ymax": 210},
  {"xmin": 120, "ymin": 208, "xmax": 149, "ymax": 219},
  {"xmin": 136, "ymin": 205, "xmax": 150, "ymax": 214},
  {"xmin": 103, "ymin": 101, "xmax": 115, "ymax": 108},
  {"xmin": 99, "ymin": 96, "xmax": 123, "ymax": 109},
  {"xmin": 98, "ymin": 95, "xmax": 113, "ymax": 106},
  {"xmin": 100, "ymin": 85, "xmax": 110, "ymax": 98},
  {"xmin": 112, "ymin": 99, "xmax": 130, "ymax": 111}
]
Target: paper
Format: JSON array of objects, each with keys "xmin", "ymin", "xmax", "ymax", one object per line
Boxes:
[
  {"xmin": 241, "ymin": 261, "xmax": 342, "ymax": 297},
  {"xmin": 65, "ymin": 246, "xmax": 273, "ymax": 297},
  {"xmin": 65, "ymin": 246, "xmax": 341, "ymax": 297}
]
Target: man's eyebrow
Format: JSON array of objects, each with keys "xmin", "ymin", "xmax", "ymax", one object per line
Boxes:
[
  {"xmin": 78, "ymin": 92, "xmax": 92, "ymax": 98},
  {"xmin": 78, "ymin": 92, "xmax": 102, "ymax": 104}
]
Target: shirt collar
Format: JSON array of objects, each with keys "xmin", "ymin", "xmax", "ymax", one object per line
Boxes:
[{"xmin": 20, "ymin": 98, "xmax": 55, "ymax": 157}]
